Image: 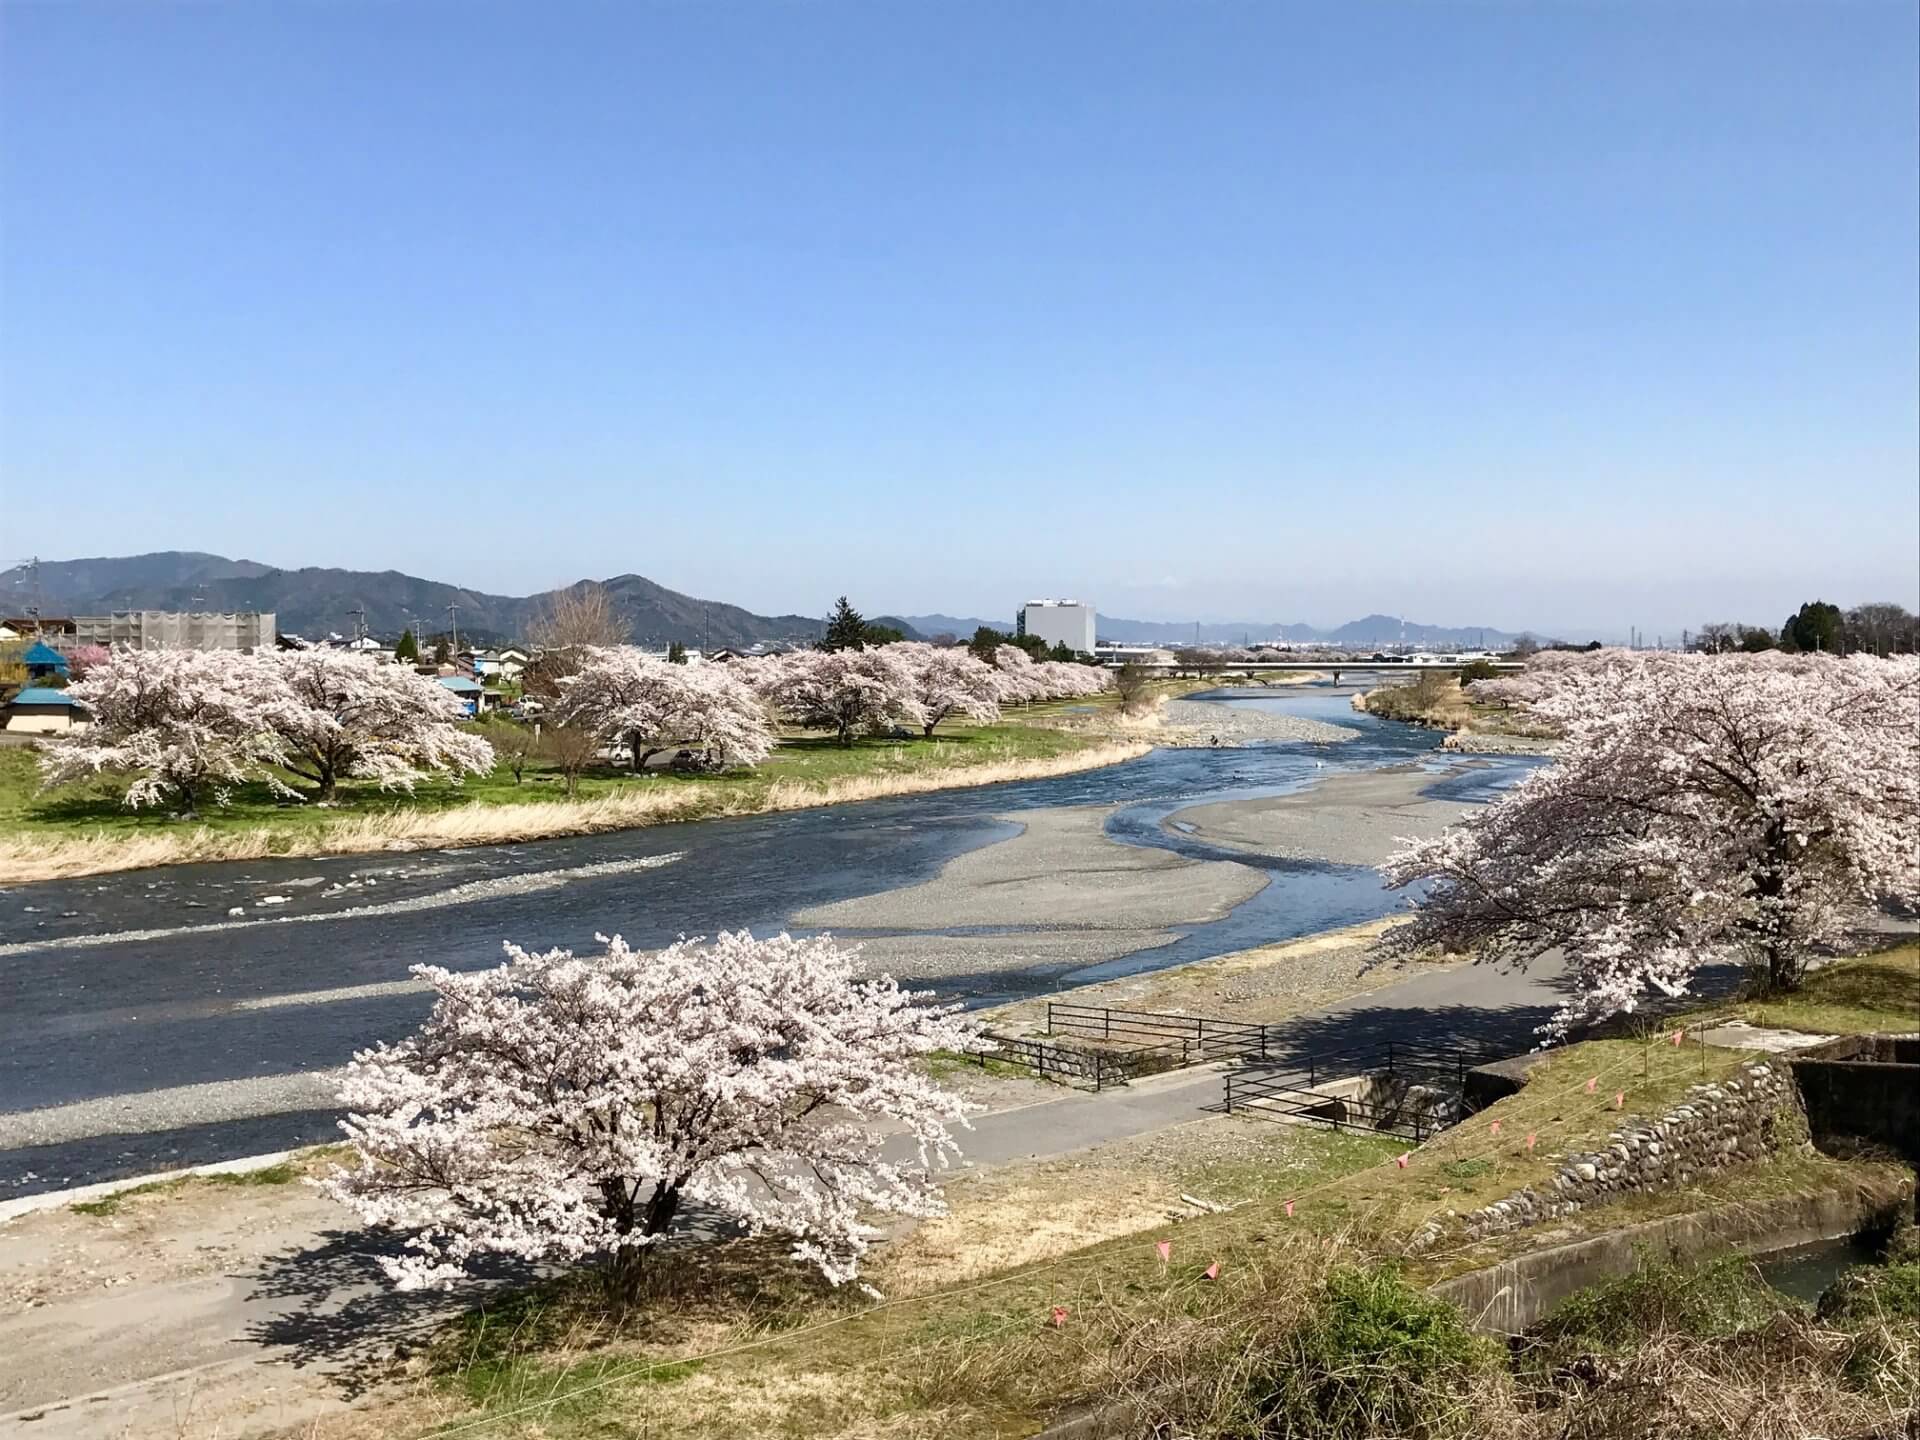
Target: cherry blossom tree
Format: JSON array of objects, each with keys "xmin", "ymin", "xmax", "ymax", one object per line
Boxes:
[
  {"xmin": 1031, "ymin": 659, "xmax": 1113, "ymax": 700},
  {"xmin": 894, "ymin": 642, "xmax": 1001, "ymax": 735},
  {"xmin": 39, "ymin": 648, "xmax": 289, "ymax": 816},
  {"xmin": 990, "ymin": 645, "xmax": 1112, "ymax": 704},
  {"xmin": 265, "ymin": 650, "xmax": 495, "ymax": 801},
  {"xmin": 755, "ymin": 646, "xmax": 926, "ymax": 745},
  {"xmin": 553, "ymin": 646, "xmax": 773, "ymax": 771},
  {"xmin": 67, "ymin": 644, "xmax": 111, "ymax": 680},
  {"xmin": 1382, "ymin": 651, "xmax": 1920, "ymax": 1039},
  {"xmin": 990, "ymin": 644, "xmax": 1046, "ymax": 704},
  {"xmin": 324, "ymin": 930, "xmax": 978, "ymax": 1302}
]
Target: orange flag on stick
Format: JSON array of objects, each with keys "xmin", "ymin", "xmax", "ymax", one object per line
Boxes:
[
  {"xmin": 1155, "ymin": 1240, "xmax": 1171, "ymax": 1262},
  {"xmin": 1203, "ymin": 1262, "xmax": 1220, "ymax": 1281},
  {"xmin": 1525, "ymin": 1133, "xmax": 1537, "ymax": 1152},
  {"xmin": 1489, "ymin": 1119, "xmax": 1502, "ymax": 1136},
  {"xmin": 1050, "ymin": 1306, "xmax": 1069, "ymax": 1328}
]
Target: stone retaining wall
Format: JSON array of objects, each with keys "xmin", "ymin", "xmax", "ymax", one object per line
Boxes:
[{"xmin": 1409, "ymin": 1059, "xmax": 1803, "ymax": 1253}]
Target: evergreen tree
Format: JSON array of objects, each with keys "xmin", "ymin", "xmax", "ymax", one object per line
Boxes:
[
  {"xmin": 1782, "ymin": 600, "xmax": 1844, "ymax": 654},
  {"xmin": 968, "ymin": 626, "xmax": 1009, "ymax": 663},
  {"xmin": 666, "ymin": 641, "xmax": 688, "ymax": 664},
  {"xmin": 822, "ymin": 596, "xmax": 869, "ymax": 652},
  {"xmin": 432, "ymin": 637, "xmax": 451, "ymax": 666},
  {"xmin": 395, "ymin": 629, "xmax": 419, "ymax": 663}
]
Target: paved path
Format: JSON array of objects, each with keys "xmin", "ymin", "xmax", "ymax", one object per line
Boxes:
[{"xmin": 0, "ymin": 947, "xmax": 1577, "ymax": 1440}]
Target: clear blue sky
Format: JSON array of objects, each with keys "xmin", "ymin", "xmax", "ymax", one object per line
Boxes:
[{"xmin": 3, "ymin": 2, "xmax": 1915, "ymax": 638}]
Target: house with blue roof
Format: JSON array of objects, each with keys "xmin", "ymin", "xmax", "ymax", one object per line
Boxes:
[
  {"xmin": 3, "ymin": 686, "xmax": 87, "ymax": 735},
  {"xmin": 22, "ymin": 641, "xmax": 69, "ymax": 683},
  {"xmin": 436, "ymin": 674, "xmax": 492, "ymax": 716}
]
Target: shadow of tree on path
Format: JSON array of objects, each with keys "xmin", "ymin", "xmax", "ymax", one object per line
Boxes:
[{"xmin": 241, "ymin": 1226, "xmax": 539, "ymax": 1398}]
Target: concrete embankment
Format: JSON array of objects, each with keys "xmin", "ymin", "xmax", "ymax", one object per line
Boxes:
[{"xmin": 1430, "ymin": 1169, "xmax": 1914, "ymax": 1335}]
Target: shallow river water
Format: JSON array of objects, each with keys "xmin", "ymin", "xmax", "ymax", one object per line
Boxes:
[{"xmin": 0, "ymin": 689, "xmax": 1541, "ymax": 1193}]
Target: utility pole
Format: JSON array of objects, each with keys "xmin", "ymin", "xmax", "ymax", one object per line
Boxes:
[
  {"xmin": 348, "ymin": 606, "xmax": 368, "ymax": 645},
  {"xmin": 446, "ymin": 603, "xmax": 460, "ymax": 659},
  {"xmin": 704, "ymin": 606, "xmax": 711, "ymax": 656}
]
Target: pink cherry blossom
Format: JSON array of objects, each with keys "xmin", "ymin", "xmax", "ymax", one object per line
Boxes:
[
  {"xmin": 1383, "ymin": 650, "xmax": 1920, "ymax": 1039},
  {"xmin": 324, "ymin": 929, "xmax": 981, "ymax": 1296}
]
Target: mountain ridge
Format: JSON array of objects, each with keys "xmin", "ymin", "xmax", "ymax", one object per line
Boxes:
[{"xmin": 5, "ymin": 553, "xmax": 1525, "ymax": 650}]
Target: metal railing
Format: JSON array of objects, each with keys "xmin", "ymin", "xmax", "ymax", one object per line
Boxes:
[
  {"xmin": 963, "ymin": 1032, "xmax": 1196, "ymax": 1092},
  {"xmin": 1224, "ymin": 1068, "xmax": 1445, "ymax": 1143},
  {"xmin": 1045, "ymin": 1001, "xmax": 1272, "ymax": 1060}
]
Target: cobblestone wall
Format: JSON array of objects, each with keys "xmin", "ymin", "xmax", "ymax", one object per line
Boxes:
[{"xmin": 1409, "ymin": 1060, "xmax": 1803, "ymax": 1253}]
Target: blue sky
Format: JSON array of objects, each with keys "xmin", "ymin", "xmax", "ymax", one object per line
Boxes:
[{"xmin": 3, "ymin": 2, "xmax": 1915, "ymax": 637}]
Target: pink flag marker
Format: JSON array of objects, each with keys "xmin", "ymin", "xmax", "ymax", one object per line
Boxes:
[
  {"xmin": 1489, "ymin": 1119, "xmax": 1501, "ymax": 1136},
  {"xmin": 1525, "ymin": 1133, "xmax": 1537, "ymax": 1151},
  {"xmin": 1614, "ymin": 1091, "xmax": 1625, "ymax": 1109},
  {"xmin": 1284, "ymin": 1199, "xmax": 1295, "ymax": 1218},
  {"xmin": 1672, "ymin": 1029, "xmax": 1685, "ymax": 1045},
  {"xmin": 1050, "ymin": 1305, "xmax": 1069, "ymax": 1328},
  {"xmin": 1395, "ymin": 1152, "xmax": 1410, "ymax": 1169},
  {"xmin": 1155, "ymin": 1240, "xmax": 1171, "ymax": 1263},
  {"xmin": 1585, "ymin": 1077, "xmax": 1597, "ymax": 1094},
  {"xmin": 1203, "ymin": 1261, "xmax": 1220, "ymax": 1280}
]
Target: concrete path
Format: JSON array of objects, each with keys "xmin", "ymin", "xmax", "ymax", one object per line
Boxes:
[{"xmin": 0, "ymin": 944, "xmax": 1581, "ymax": 1440}]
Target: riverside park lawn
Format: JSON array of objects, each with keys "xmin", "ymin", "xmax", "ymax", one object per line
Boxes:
[{"xmin": 0, "ymin": 686, "xmax": 1197, "ymax": 881}]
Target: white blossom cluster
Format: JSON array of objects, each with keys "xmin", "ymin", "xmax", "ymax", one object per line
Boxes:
[
  {"xmin": 552, "ymin": 646, "xmax": 774, "ymax": 771},
  {"xmin": 323, "ymin": 929, "xmax": 980, "ymax": 1291},
  {"xmin": 1382, "ymin": 650, "xmax": 1920, "ymax": 1039},
  {"xmin": 985, "ymin": 644, "xmax": 1114, "ymax": 704},
  {"xmin": 40, "ymin": 647, "xmax": 494, "ymax": 812},
  {"xmin": 740, "ymin": 640, "xmax": 1110, "ymax": 744}
]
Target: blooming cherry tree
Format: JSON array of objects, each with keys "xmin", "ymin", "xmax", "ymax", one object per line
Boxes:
[
  {"xmin": 265, "ymin": 650, "xmax": 494, "ymax": 800},
  {"xmin": 555, "ymin": 646, "xmax": 773, "ymax": 771},
  {"xmin": 1381, "ymin": 651, "xmax": 1920, "ymax": 1039},
  {"xmin": 755, "ymin": 646, "xmax": 926, "ymax": 745},
  {"xmin": 894, "ymin": 642, "xmax": 1002, "ymax": 735},
  {"xmin": 324, "ymin": 930, "xmax": 979, "ymax": 1301},
  {"xmin": 39, "ymin": 647, "xmax": 290, "ymax": 815}
]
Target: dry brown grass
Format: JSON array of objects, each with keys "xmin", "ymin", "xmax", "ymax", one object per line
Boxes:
[{"xmin": 0, "ymin": 741, "xmax": 1151, "ymax": 883}]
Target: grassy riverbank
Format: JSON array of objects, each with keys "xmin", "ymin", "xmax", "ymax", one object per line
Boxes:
[
  {"xmin": 1356, "ymin": 673, "xmax": 1556, "ymax": 747},
  {"xmin": 282, "ymin": 1025, "xmax": 1913, "ymax": 1440},
  {"xmin": 0, "ymin": 704, "xmax": 1160, "ymax": 882}
]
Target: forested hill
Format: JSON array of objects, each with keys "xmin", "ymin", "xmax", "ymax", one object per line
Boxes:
[{"xmin": 0, "ymin": 553, "xmax": 830, "ymax": 648}]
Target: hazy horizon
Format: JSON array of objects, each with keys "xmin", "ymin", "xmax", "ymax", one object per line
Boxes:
[{"xmin": 4, "ymin": 4, "xmax": 1915, "ymax": 637}]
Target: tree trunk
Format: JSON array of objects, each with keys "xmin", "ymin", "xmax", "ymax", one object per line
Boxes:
[{"xmin": 597, "ymin": 1180, "xmax": 681, "ymax": 1309}]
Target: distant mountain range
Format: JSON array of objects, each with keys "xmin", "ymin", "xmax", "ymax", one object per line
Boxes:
[
  {"xmin": 2, "ymin": 553, "xmax": 1526, "ymax": 651},
  {"xmin": 1, "ymin": 552, "xmax": 828, "ymax": 648},
  {"xmin": 900, "ymin": 612, "xmax": 1522, "ymax": 648}
]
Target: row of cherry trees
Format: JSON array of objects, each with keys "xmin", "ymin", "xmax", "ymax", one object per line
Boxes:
[
  {"xmin": 42, "ymin": 637, "xmax": 1116, "ymax": 812},
  {"xmin": 42, "ymin": 648, "xmax": 495, "ymax": 814},
  {"xmin": 1381, "ymin": 648, "xmax": 1920, "ymax": 1038}
]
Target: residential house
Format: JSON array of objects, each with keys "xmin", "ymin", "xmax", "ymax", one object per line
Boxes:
[{"xmin": 3, "ymin": 687, "xmax": 86, "ymax": 734}]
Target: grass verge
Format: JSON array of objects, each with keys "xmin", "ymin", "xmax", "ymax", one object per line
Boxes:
[{"xmin": 0, "ymin": 721, "xmax": 1150, "ymax": 882}]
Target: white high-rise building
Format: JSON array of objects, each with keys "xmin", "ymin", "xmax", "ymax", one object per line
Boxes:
[{"xmin": 1019, "ymin": 599, "xmax": 1096, "ymax": 654}]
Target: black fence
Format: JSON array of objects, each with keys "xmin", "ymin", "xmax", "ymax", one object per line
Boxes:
[
  {"xmin": 961, "ymin": 1031, "xmax": 1194, "ymax": 1091},
  {"xmin": 1223, "ymin": 1042, "xmax": 1488, "ymax": 1141},
  {"xmin": 1045, "ymin": 1002, "xmax": 1273, "ymax": 1060}
]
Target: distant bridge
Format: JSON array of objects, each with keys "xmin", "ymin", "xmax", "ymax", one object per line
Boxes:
[{"xmin": 1108, "ymin": 659, "xmax": 1527, "ymax": 684}]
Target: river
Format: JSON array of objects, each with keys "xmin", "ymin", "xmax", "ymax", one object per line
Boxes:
[{"xmin": 0, "ymin": 689, "xmax": 1540, "ymax": 1195}]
